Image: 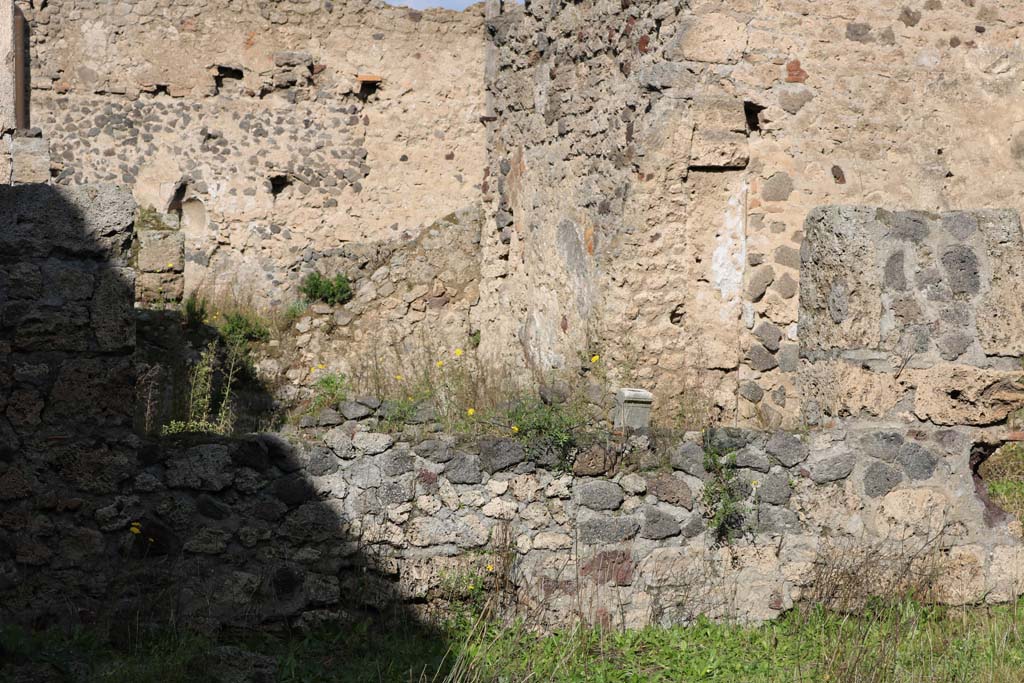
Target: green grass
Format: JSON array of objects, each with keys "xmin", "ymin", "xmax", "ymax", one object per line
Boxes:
[
  {"xmin": 5, "ymin": 598, "xmax": 1024, "ymax": 682},
  {"xmin": 445, "ymin": 599, "xmax": 1024, "ymax": 683}
]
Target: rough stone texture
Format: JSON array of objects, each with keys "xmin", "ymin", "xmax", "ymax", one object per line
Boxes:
[
  {"xmin": 576, "ymin": 480, "xmax": 624, "ymax": 511},
  {"xmin": 864, "ymin": 461, "xmax": 902, "ymax": 498},
  {"xmin": 799, "ymin": 207, "xmax": 1024, "ymax": 427},
  {"xmin": 2, "ymin": 354, "xmax": 1023, "ymax": 634},
  {"xmin": 16, "ymin": 0, "xmax": 1024, "ymax": 440},
  {"xmin": 645, "ymin": 472, "xmax": 693, "ymax": 510},
  {"xmin": 640, "ymin": 505, "xmax": 681, "ymax": 540}
]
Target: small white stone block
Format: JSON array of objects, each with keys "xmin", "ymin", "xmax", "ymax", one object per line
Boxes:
[{"xmin": 613, "ymin": 388, "xmax": 654, "ymax": 431}]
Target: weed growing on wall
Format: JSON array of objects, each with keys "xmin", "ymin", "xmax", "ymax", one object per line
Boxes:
[
  {"xmin": 346, "ymin": 334, "xmax": 523, "ymax": 432},
  {"xmin": 980, "ymin": 443, "xmax": 1024, "ymax": 520},
  {"xmin": 506, "ymin": 398, "xmax": 587, "ymax": 469},
  {"xmin": 183, "ymin": 292, "xmax": 208, "ymax": 329},
  {"xmin": 221, "ymin": 311, "xmax": 270, "ymax": 346},
  {"xmin": 300, "ymin": 271, "xmax": 353, "ymax": 306},
  {"xmin": 281, "ymin": 300, "xmax": 309, "ymax": 328},
  {"xmin": 700, "ymin": 450, "xmax": 748, "ymax": 545},
  {"xmin": 308, "ymin": 371, "xmax": 348, "ymax": 414},
  {"xmin": 135, "ymin": 205, "xmax": 173, "ymax": 231},
  {"xmin": 161, "ymin": 341, "xmax": 238, "ymax": 436}
]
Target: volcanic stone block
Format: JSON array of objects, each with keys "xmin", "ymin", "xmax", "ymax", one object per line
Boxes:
[
  {"xmin": 576, "ymin": 480, "xmax": 625, "ymax": 511},
  {"xmin": 137, "ymin": 230, "xmax": 184, "ymax": 273},
  {"xmin": 640, "ymin": 506, "xmax": 681, "ymax": 540},
  {"xmin": 810, "ymin": 454, "xmax": 855, "ymax": 484},
  {"xmin": 578, "ymin": 515, "xmax": 640, "ymax": 544},
  {"xmin": 478, "ymin": 438, "xmax": 526, "ymax": 473},
  {"xmin": 645, "ymin": 472, "xmax": 693, "ymax": 509},
  {"xmin": 864, "ymin": 461, "xmax": 902, "ymax": 498},
  {"xmin": 757, "ymin": 473, "xmax": 792, "ymax": 505},
  {"xmin": 766, "ymin": 431, "xmax": 809, "ymax": 467}
]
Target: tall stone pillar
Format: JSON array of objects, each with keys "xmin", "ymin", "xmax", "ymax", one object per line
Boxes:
[
  {"xmin": 1, "ymin": 0, "xmax": 14, "ymax": 135},
  {"xmin": 1, "ymin": 3, "xmax": 12, "ymax": 183}
]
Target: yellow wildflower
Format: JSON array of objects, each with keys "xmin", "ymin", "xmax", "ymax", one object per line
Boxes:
[
  {"xmin": 511, "ymin": 425, "xmax": 519, "ymax": 434},
  {"xmin": 486, "ymin": 563, "xmax": 495, "ymax": 572},
  {"xmin": 395, "ymin": 374, "xmax": 404, "ymax": 381},
  {"xmin": 467, "ymin": 584, "xmax": 475, "ymax": 591},
  {"xmin": 467, "ymin": 408, "xmax": 476, "ymax": 417},
  {"xmin": 590, "ymin": 354, "xmax": 600, "ymax": 363},
  {"xmin": 454, "ymin": 348, "xmax": 464, "ymax": 357},
  {"xmin": 436, "ymin": 360, "xmax": 444, "ymax": 368},
  {"xmin": 130, "ymin": 527, "xmax": 141, "ymax": 535},
  {"xmin": 751, "ymin": 479, "xmax": 761, "ymax": 489},
  {"xmin": 147, "ymin": 537, "xmax": 155, "ymax": 544},
  {"xmin": 166, "ymin": 262, "xmax": 174, "ymax": 268},
  {"xmin": 318, "ymin": 364, "xmax": 325, "ymax": 369}
]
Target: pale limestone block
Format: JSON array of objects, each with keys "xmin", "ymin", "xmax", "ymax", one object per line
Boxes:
[{"xmin": 668, "ymin": 13, "xmax": 748, "ymax": 64}]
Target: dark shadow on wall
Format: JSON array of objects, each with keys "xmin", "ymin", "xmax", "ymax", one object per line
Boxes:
[{"xmin": 0, "ymin": 183, "xmax": 451, "ymax": 680}]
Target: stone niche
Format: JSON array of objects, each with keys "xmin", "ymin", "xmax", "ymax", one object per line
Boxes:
[{"xmin": 798, "ymin": 206, "xmax": 1024, "ymax": 426}]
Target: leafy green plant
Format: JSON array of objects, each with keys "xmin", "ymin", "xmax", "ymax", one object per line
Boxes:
[
  {"xmin": 161, "ymin": 341, "xmax": 237, "ymax": 436},
  {"xmin": 700, "ymin": 450, "xmax": 748, "ymax": 545},
  {"xmin": 182, "ymin": 292, "xmax": 208, "ymax": 329},
  {"xmin": 299, "ymin": 271, "xmax": 353, "ymax": 306},
  {"xmin": 220, "ymin": 311, "xmax": 270, "ymax": 346},
  {"xmin": 980, "ymin": 443, "xmax": 1024, "ymax": 519},
  {"xmin": 308, "ymin": 371, "xmax": 348, "ymax": 414},
  {"xmin": 507, "ymin": 399, "xmax": 585, "ymax": 469}
]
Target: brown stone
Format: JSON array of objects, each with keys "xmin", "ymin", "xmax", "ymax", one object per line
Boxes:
[
  {"xmin": 573, "ymin": 445, "xmax": 616, "ymax": 476},
  {"xmin": 644, "ymin": 472, "xmax": 693, "ymax": 509}
]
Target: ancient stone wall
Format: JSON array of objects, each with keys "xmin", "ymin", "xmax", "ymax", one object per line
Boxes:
[
  {"xmin": 4, "ymin": 393, "xmax": 1023, "ymax": 630},
  {"xmin": 481, "ymin": 0, "xmax": 1024, "ymax": 428},
  {"xmin": 0, "ymin": 183, "xmax": 137, "ymax": 597},
  {"xmin": 17, "ymin": 0, "xmax": 486, "ymax": 306},
  {"xmin": 4, "ymin": 0, "xmax": 1024, "ymax": 637}
]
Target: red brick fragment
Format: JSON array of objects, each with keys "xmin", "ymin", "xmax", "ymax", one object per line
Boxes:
[{"xmin": 786, "ymin": 59, "xmax": 808, "ymax": 83}]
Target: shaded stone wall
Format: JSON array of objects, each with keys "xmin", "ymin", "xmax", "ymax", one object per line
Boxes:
[
  {"xmin": 480, "ymin": 0, "xmax": 1024, "ymax": 427},
  {"xmin": 0, "ymin": 183, "xmax": 137, "ymax": 595},
  {"xmin": 17, "ymin": 0, "xmax": 486, "ymax": 307}
]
